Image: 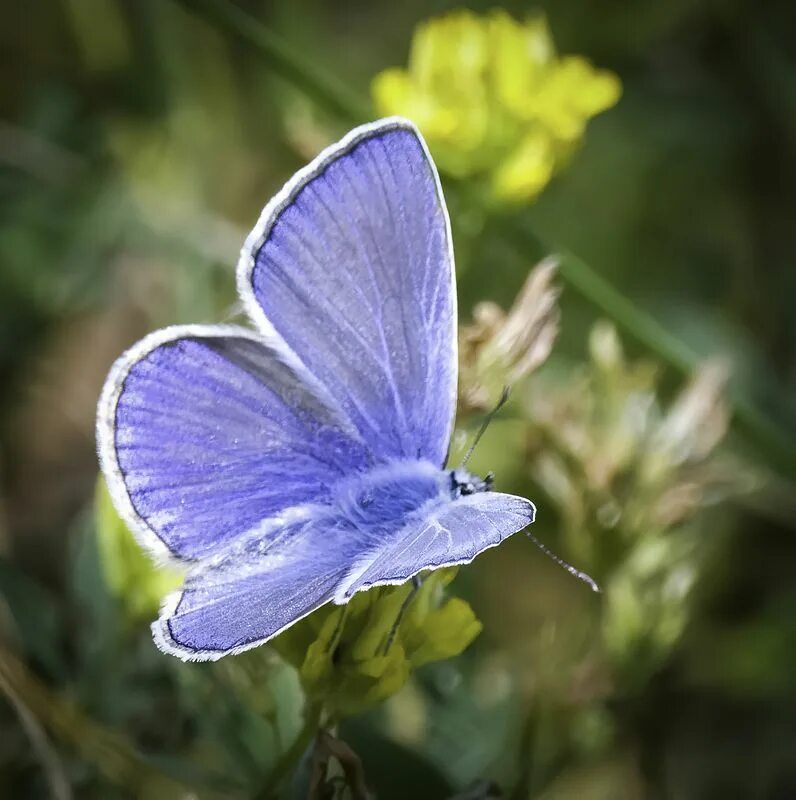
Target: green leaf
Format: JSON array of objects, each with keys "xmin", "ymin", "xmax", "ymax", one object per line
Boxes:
[
  {"xmin": 272, "ymin": 569, "xmax": 481, "ymax": 718},
  {"xmin": 0, "ymin": 557, "xmax": 64, "ymax": 675},
  {"xmin": 93, "ymin": 476, "xmax": 181, "ymax": 621},
  {"xmin": 405, "ymin": 598, "xmax": 482, "ymax": 668}
]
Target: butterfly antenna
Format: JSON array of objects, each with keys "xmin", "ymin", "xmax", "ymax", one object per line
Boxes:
[
  {"xmin": 526, "ymin": 532, "xmax": 601, "ymax": 593},
  {"xmin": 461, "ymin": 386, "xmax": 511, "ymax": 467}
]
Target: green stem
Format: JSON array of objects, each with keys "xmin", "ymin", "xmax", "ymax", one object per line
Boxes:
[
  {"xmin": 0, "ymin": 648, "xmax": 208, "ymax": 796},
  {"xmin": 258, "ymin": 701, "xmax": 323, "ymax": 798},
  {"xmin": 0, "ymin": 657, "xmax": 71, "ymax": 800},
  {"xmin": 173, "ymin": 0, "xmax": 368, "ymax": 123},
  {"xmin": 171, "ymin": 0, "xmax": 795, "ymax": 479}
]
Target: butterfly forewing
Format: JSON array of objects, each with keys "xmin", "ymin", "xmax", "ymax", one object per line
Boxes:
[{"xmin": 240, "ymin": 120, "xmax": 457, "ymax": 467}]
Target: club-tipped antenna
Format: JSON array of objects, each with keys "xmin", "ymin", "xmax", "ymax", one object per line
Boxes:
[
  {"xmin": 525, "ymin": 532, "xmax": 601, "ymax": 592},
  {"xmin": 461, "ymin": 385, "xmax": 511, "ymax": 467}
]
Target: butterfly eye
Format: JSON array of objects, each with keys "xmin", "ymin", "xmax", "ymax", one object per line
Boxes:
[{"xmin": 450, "ymin": 468, "xmax": 483, "ymax": 497}]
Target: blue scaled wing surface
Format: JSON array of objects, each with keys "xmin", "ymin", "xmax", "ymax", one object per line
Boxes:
[
  {"xmin": 337, "ymin": 491, "xmax": 536, "ymax": 601},
  {"xmin": 239, "ymin": 117, "xmax": 457, "ymax": 468}
]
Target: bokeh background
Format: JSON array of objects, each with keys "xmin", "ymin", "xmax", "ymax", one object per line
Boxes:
[{"xmin": 1, "ymin": 1, "xmax": 795, "ymax": 798}]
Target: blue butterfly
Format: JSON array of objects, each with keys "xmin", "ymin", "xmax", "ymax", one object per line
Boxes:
[{"xmin": 97, "ymin": 118, "xmax": 536, "ymax": 661}]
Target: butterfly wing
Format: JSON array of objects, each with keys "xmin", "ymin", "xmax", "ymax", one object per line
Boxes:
[
  {"xmin": 336, "ymin": 492, "xmax": 536, "ymax": 602},
  {"xmin": 153, "ymin": 505, "xmax": 363, "ymax": 660},
  {"xmin": 97, "ymin": 325, "xmax": 371, "ymax": 563},
  {"xmin": 155, "ymin": 484, "xmax": 533, "ymax": 660},
  {"xmin": 239, "ymin": 118, "xmax": 456, "ymax": 467}
]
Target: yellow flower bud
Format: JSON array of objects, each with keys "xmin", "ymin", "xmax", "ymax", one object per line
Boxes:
[
  {"xmin": 272, "ymin": 569, "xmax": 480, "ymax": 718},
  {"xmin": 373, "ymin": 10, "xmax": 621, "ymax": 204}
]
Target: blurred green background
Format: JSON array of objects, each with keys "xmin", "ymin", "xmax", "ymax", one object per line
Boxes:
[{"xmin": 1, "ymin": 1, "xmax": 795, "ymax": 798}]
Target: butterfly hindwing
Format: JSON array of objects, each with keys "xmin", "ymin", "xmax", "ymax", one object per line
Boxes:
[
  {"xmin": 337, "ymin": 492, "xmax": 536, "ymax": 601},
  {"xmin": 153, "ymin": 505, "xmax": 361, "ymax": 659},
  {"xmin": 155, "ymin": 474, "xmax": 534, "ymax": 660}
]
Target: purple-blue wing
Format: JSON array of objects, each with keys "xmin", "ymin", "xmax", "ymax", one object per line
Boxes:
[
  {"xmin": 97, "ymin": 325, "xmax": 370, "ymax": 563},
  {"xmin": 151, "ymin": 472, "xmax": 534, "ymax": 660},
  {"xmin": 336, "ymin": 492, "xmax": 536, "ymax": 602},
  {"xmin": 239, "ymin": 118, "xmax": 457, "ymax": 468},
  {"xmin": 153, "ymin": 506, "xmax": 362, "ymax": 660}
]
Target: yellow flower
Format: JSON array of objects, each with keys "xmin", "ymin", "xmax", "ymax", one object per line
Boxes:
[
  {"xmin": 272, "ymin": 568, "xmax": 481, "ymax": 718},
  {"xmin": 373, "ymin": 10, "xmax": 621, "ymax": 204}
]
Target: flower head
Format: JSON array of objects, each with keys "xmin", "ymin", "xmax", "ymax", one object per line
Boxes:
[
  {"xmin": 272, "ymin": 568, "xmax": 481, "ymax": 718},
  {"xmin": 373, "ymin": 10, "xmax": 621, "ymax": 203},
  {"xmin": 523, "ymin": 321, "xmax": 749, "ymax": 677},
  {"xmin": 460, "ymin": 258, "xmax": 560, "ymax": 411}
]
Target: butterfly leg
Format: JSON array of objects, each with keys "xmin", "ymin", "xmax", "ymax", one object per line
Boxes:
[
  {"xmin": 325, "ymin": 605, "xmax": 350, "ymax": 657},
  {"xmin": 382, "ymin": 575, "xmax": 422, "ymax": 655}
]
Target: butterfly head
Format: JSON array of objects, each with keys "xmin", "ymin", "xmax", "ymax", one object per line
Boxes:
[{"xmin": 449, "ymin": 467, "xmax": 494, "ymax": 498}]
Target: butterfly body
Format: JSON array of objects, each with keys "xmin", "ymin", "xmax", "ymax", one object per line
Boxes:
[
  {"xmin": 331, "ymin": 460, "xmax": 445, "ymax": 531},
  {"xmin": 98, "ymin": 118, "xmax": 536, "ymax": 660},
  {"xmin": 179, "ymin": 461, "xmax": 497, "ymax": 594}
]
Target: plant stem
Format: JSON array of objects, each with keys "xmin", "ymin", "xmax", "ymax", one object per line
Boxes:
[
  {"xmin": 0, "ymin": 648, "xmax": 205, "ymax": 796},
  {"xmin": 171, "ymin": 0, "xmax": 796, "ymax": 479},
  {"xmin": 173, "ymin": 0, "xmax": 368, "ymax": 123},
  {"xmin": 0, "ymin": 657, "xmax": 72, "ymax": 800},
  {"xmin": 258, "ymin": 701, "xmax": 323, "ymax": 798}
]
